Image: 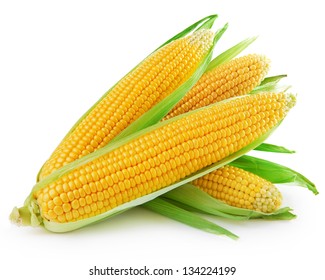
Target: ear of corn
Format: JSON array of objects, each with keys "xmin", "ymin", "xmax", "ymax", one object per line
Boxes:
[
  {"xmin": 164, "ymin": 53, "xmax": 270, "ymax": 120},
  {"xmin": 192, "ymin": 166, "xmax": 282, "ymax": 213},
  {"xmin": 37, "ymin": 23, "xmax": 219, "ymax": 181},
  {"xmin": 11, "ymin": 92, "xmax": 295, "ymax": 232}
]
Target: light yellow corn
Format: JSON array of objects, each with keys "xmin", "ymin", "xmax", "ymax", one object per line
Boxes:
[
  {"xmin": 38, "ymin": 29, "xmax": 215, "ymax": 181},
  {"xmin": 193, "ymin": 166, "xmax": 282, "ymax": 213},
  {"xmin": 164, "ymin": 54, "xmax": 270, "ymax": 120},
  {"xmin": 34, "ymin": 92, "xmax": 293, "ymax": 223}
]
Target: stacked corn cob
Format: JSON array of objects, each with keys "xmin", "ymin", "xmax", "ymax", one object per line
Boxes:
[
  {"xmin": 35, "ymin": 92, "xmax": 293, "ymax": 226},
  {"xmin": 10, "ymin": 15, "xmax": 317, "ymax": 237}
]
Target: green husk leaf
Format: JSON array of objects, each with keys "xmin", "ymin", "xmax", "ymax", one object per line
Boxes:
[
  {"xmin": 164, "ymin": 184, "xmax": 253, "ymax": 221},
  {"xmin": 162, "ymin": 184, "xmax": 296, "ymax": 220},
  {"xmin": 250, "ymin": 83, "xmax": 291, "ymax": 94},
  {"xmin": 197, "ymin": 15, "xmax": 219, "ymax": 30},
  {"xmin": 36, "ymin": 15, "xmax": 219, "ymax": 182},
  {"xmin": 254, "ymin": 143, "xmax": 295, "ymax": 153},
  {"xmin": 250, "ymin": 74, "xmax": 288, "ymax": 94},
  {"xmin": 230, "ymin": 155, "xmax": 318, "ymax": 194},
  {"xmin": 163, "ymin": 185, "xmax": 251, "ymax": 220},
  {"xmin": 259, "ymin": 209, "xmax": 296, "ymax": 220},
  {"xmin": 260, "ymin": 74, "xmax": 287, "ymax": 86},
  {"xmin": 156, "ymin": 14, "xmax": 218, "ymax": 49},
  {"xmin": 143, "ymin": 197, "xmax": 238, "ymax": 239},
  {"xmin": 205, "ymin": 37, "xmax": 257, "ymax": 72},
  {"xmin": 155, "ymin": 198, "xmax": 208, "ymax": 213}
]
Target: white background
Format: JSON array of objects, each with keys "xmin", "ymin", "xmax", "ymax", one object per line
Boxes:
[{"xmin": 1, "ymin": 0, "xmax": 324, "ymax": 279}]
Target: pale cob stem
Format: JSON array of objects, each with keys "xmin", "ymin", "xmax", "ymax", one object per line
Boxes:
[
  {"xmin": 38, "ymin": 29, "xmax": 215, "ymax": 181},
  {"xmin": 192, "ymin": 166, "xmax": 282, "ymax": 213},
  {"xmin": 164, "ymin": 54, "xmax": 270, "ymax": 120},
  {"xmin": 11, "ymin": 92, "xmax": 295, "ymax": 231}
]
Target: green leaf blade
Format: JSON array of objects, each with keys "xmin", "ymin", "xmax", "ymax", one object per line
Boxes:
[
  {"xmin": 260, "ymin": 74, "xmax": 287, "ymax": 86},
  {"xmin": 163, "ymin": 184, "xmax": 250, "ymax": 220},
  {"xmin": 143, "ymin": 197, "xmax": 238, "ymax": 239},
  {"xmin": 205, "ymin": 36, "xmax": 257, "ymax": 72},
  {"xmin": 197, "ymin": 15, "xmax": 219, "ymax": 30},
  {"xmin": 254, "ymin": 143, "xmax": 295, "ymax": 153},
  {"xmin": 156, "ymin": 14, "xmax": 218, "ymax": 50},
  {"xmin": 249, "ymin": 74, "xmax": 289, "ymax": 95},
  {"xmin": 230, "ymin": 155, "xmax": 318, "ymax": 194}
]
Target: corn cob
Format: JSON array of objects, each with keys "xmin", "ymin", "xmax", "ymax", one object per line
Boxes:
[
  {"xmin": 164, "ymin": 54, "xmax": 270, "ymax": 120},
  {"xmin": 19, "ymin": 91, "xmax": 295, "ymax": 230},
  {"xmin": 192, "ymin": 166, "xmax": 282, "ymax": 213},
  {"xmin": 38, "ymin": 29, "xmax": 215, "ymax": 181}
]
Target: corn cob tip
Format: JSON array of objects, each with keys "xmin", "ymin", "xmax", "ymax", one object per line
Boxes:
[
  {"xmin": 189, "ymin": 28, "xmax": 215, "ymax": 47},
  {"xmin": 286, "ymin": 93, "xmax": 296, "ymax": 110},
  {"xmin": 261, "ymin": 54, "xmax": 271, "ymax": 75},
  {"xmin": 253, "ymin": 183, "xmax": 282, "ymax": 213}
]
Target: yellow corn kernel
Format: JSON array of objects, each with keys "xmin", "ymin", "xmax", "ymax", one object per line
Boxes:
[
  {"xmin": 38, "ymin": 29, "xmax": 215, "ymax": 180},
  {"xmin": 192, "ymin": 165, "xmax": 282, "ymax": 213},
  {"xmin": 35, "ymin": 92, "xmax": 292, "ymax": 223},
  {"xmin": 164, "ymin": 54, "xmax": 270, "ymax": 120}
]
